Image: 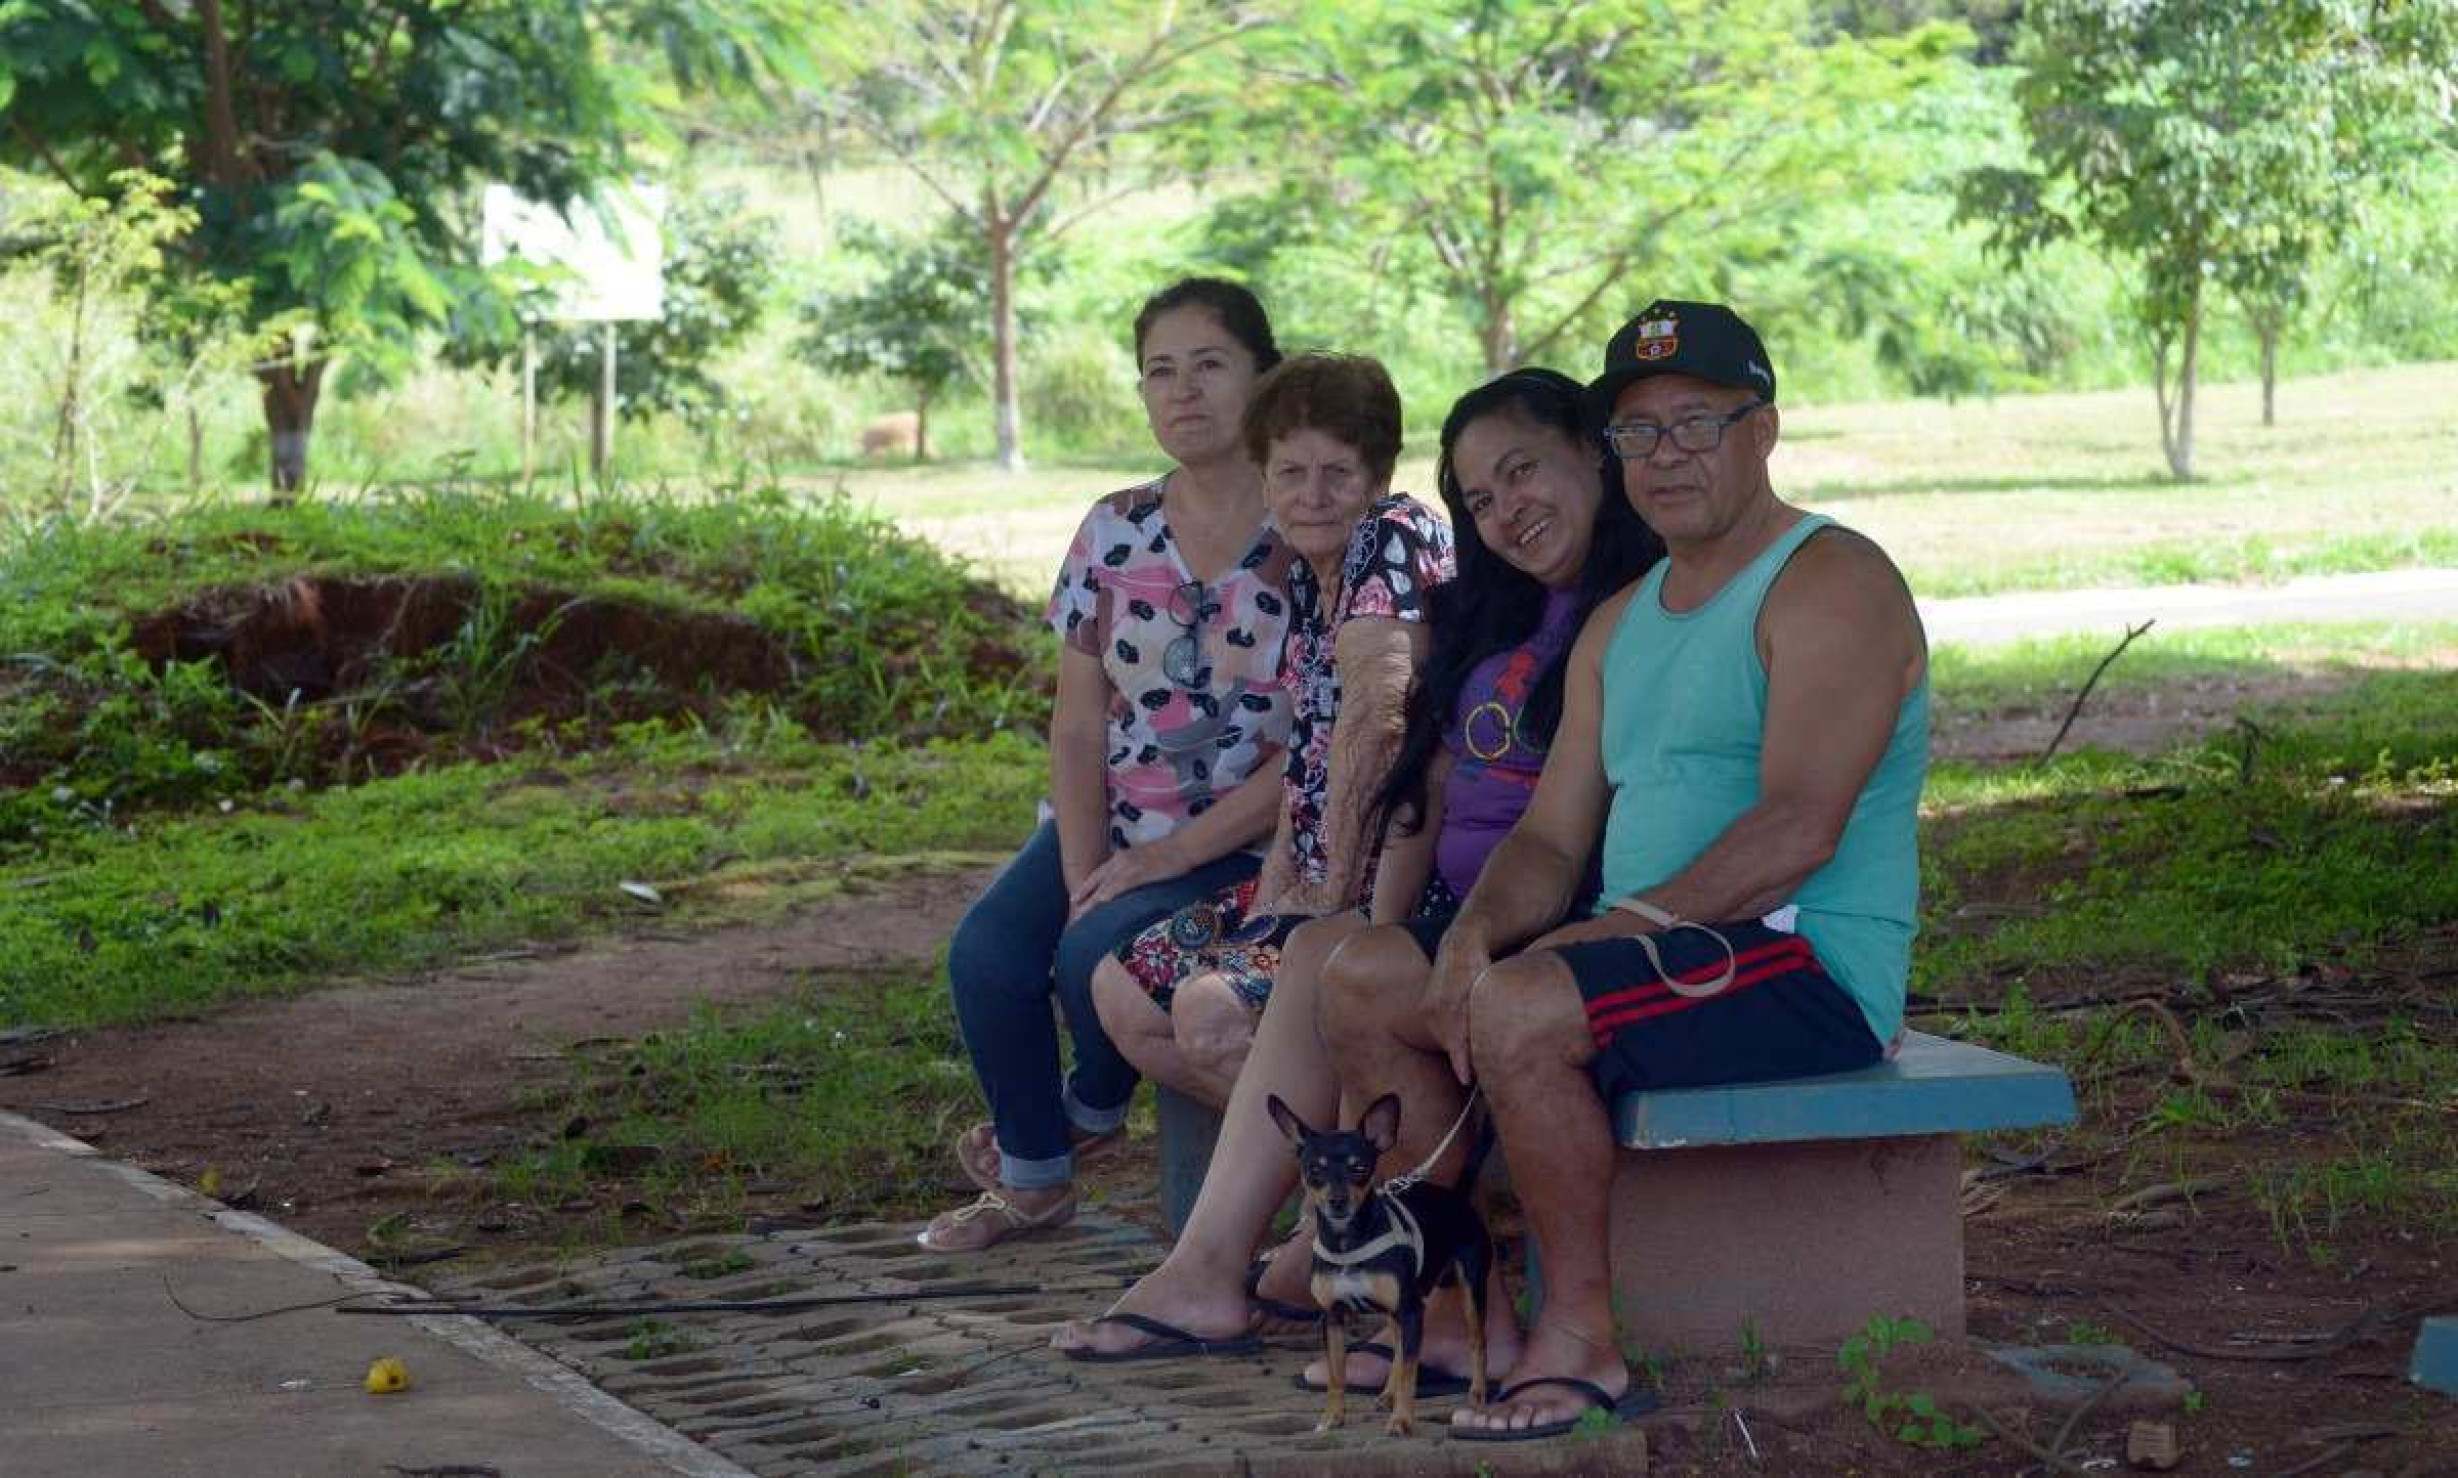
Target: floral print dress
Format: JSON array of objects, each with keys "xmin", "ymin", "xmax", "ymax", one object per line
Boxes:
[{"xmin": 1114, "ymin": 493, "xmax": 1455, "ymax": 1008}]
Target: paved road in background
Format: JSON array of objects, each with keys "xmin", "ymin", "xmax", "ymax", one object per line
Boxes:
[{"xmin": 1920, "ymin": 567, "xmax": 2458, "ymax": 647}]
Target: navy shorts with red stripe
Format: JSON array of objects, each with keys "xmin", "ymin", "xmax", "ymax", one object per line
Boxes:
[{"xmin": 1551, "ymin": 919, "xmax": 1883, "ymax": 1102}]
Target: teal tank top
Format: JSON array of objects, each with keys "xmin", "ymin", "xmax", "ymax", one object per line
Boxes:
[{"xmin": 1596, "ymin": 514, "xmax": 1928, "ymax": 1044}]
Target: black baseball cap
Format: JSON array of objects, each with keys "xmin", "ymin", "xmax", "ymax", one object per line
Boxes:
[{"xmin": 1582, "ymin": 300, "xmax": 1777, "ymax": 428}]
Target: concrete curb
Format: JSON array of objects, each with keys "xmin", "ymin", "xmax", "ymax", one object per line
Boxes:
[{"xmin": 0, "ymin": 1109, "xmax": 755, "ymax": 1478}]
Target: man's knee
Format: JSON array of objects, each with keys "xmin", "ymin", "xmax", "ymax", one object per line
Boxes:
[
  {"xmin": 1467, "ymin": 952, "xmax": 1589, "ymax": 1076},
  {"xmin": 1316, "ymin": 928, "xmax": 1427, "ymax": 1050}
]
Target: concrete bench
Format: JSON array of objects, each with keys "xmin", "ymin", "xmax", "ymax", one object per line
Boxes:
[
  {"xmin": 1157, "ymin": 1032, "xmax": 2074, "ymax": 1352},
  {"xmin": 1597, "ymin": 1029, "xmax": 2074, "ymax": 1351}
]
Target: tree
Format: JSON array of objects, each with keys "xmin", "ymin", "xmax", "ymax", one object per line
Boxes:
[
  {"xmin": 796, "ymin": 219, "xmax": 1014, "ymax": 462},
  {"xmin": 0, "ymin": 0, "xmax": 782, "ymax": 495},
  {"xmin": 1224, "ymin": 0, "xmax": 1963, "ymax": 376},
  {"xmin": 810, "ymin": 0, "xmax": 1266, "ymax": 471},
  {"xmin": 1963, "ymin": 0, "xmax": 2458, "ymax": 477}
]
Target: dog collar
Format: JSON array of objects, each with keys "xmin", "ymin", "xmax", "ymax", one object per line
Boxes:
[{"xmin": 1312, "ymin": 1192, "xmax": 1424, "ymax": 1277}]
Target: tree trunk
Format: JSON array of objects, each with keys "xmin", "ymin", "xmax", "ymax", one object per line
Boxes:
[
  {"xmin": 187, "ymin": 402, "xmax": 204, "ymax": 494},
  {"xmin": 989, "ymin": 220, "xmax": 1024, "ymax": 473},
  {"xmin": 1480, "ymin": 292, "xmax": 1518, "ymax": 374},
  {"xmin": 2258, "ymin": 315, "xmax": 2278, "ymax": 428},
  {"xmin": 53, "ymin": 267, "xmax": 88, "ymax": 505},
  {"xmin": 258, "ymin": 358, "xmax": 326, "ymax": 500},
  {"xmin": 2168, "ymin": 287, "xmax": 2200, "ymax": 482},
  {"xmin": 915, "ymin": 385, "xmax": 932, "ymax": 463}
]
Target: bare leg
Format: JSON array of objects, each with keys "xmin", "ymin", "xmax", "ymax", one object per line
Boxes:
[
  {"xmin": 1311, "ymin": 925, "xmax": 1522, "ymax": 1390},
  {"xmin": 1050, "ymin": 914, "xmax": 1363, "ymax": 1355},
  {"xmin": 1090, "ymin": 956, "xmax": 1202, "ymax": 1091},
  {"xmin": 1451, "ymin": 950, "xmax": 1624, "ymax": 1434},
  {"xmin": 1168, "ymin": 974, "xmax": 1257, "ymax": 1107}
]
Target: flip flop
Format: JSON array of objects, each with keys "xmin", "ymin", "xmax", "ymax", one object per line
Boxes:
[
  {"xmin": 1450, "ymin": 1375, "xmax": 1659, "ymax": 1442},
  {"xmin": 1243, "ymin": 1254, "xmax": 1323, "ymax": 1326},
  {"xmin": 1059, "ymin": 1311, "xmax": 1265, "ymax": 1364},
  {"xmin": 1290, "ymin": 1341, "xmax": 1473, "ymax": 1399}
]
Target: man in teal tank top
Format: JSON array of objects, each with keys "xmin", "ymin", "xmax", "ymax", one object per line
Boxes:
[{"xmin": 1435, "ymin": 302, "xmax": 1931, "ymax": 1442}]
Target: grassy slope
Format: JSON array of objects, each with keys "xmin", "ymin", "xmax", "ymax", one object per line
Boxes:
[{"xmin": 865, "ymin": 359, "xmax": 2458, "ymax": 597}]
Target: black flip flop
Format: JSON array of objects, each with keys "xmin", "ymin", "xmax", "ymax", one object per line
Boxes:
[
  {"xmin": 1244, "ymin": 1255, "xmax": 1323, "ymax": 1326},
  {"xmin": 1059, "ymin": 1311, "xmax": 1265, "ymax": 1364},
  {"xmin": 1449, "ymin": 1375, "xmax": 1659, "ymax": 1442},
  {"xmin": 1290, "ymin": 1341, "xmax": 1474, "ymax": 1399}
]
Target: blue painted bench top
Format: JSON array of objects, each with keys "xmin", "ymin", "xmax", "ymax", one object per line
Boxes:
[
  {"xmin": 1613, "ymin": 1030, "xmax": 2077, "ymax": 1149},
  {"xmin": 2413, "ymin": 1316, "xmax": 2458, "ymax": 1397}
]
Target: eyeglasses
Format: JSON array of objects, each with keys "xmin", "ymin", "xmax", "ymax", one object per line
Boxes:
[
  {"xmin": 1162, "ymin": 579, "xmax": 1219, "ymax": 688},
  {"xmin": 1603, "ymin": 400, "xmax": 1764, "ymax": 461}
]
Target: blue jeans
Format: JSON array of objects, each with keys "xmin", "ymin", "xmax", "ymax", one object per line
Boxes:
[{"xmin": 947, "ymin": 820, "xmax": 1258, "ymax": 1190}]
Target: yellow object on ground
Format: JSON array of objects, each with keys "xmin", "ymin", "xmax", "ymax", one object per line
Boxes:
[{"xmin": 364, "ymin": 1356, "xmax": 410, "ymax": 1394}]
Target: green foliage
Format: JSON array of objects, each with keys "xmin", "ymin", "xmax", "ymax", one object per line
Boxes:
[
  {"xmin": 1219, "ymin": 0, "xmax": 1967, "ymax": 375},
  {"xmin": 809, "ymin": 0, "xmax": 1260, "ymax": 469},
  {"xmin": 1836, "ymin": 1315, "xmax": 1987, "ymax": 1449},
  {"xmin": 796, "ymin": 217, "xmax": 1010, "ymax": 457},
  {"xmin": 0, "ymin": 0, "xmax": 787, "ymax": 485},
  {"xmin": 1964, "ymin": 0, "xmax": 2458, "ymax": 474}
]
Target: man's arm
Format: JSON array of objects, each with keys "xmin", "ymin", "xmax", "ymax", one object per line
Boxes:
[{"xmin": 1544, "ymin": 528, "xmax": 1924, "ymax": 944}]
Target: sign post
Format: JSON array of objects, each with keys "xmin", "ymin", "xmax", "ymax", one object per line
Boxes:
[{"xmin": 480, "ymin": 184, "xmax": 667, "ymax": 482}]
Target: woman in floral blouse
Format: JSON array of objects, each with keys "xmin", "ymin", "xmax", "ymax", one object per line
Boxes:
[
  {"xmin": 923, "ymin": 280, "xmax": 1299, "ymax": 1254},
  {"xmin": 1088, "ymin": 353, "xmax": 1454, "ymax": 1109}
]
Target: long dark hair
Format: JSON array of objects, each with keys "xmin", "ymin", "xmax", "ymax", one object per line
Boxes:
[{"xmin": 1372, "ymin": 368, "xmax": 1664, "ymax": 839}]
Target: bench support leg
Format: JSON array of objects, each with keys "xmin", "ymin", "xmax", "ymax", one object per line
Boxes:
[
  {"xmin": 1602, "ymin": 1133, "xmax": 1964, "ymax": 1352},
  {"xmin": 1155, "ymin": 1086, "xmax": 1221, "ymax": 1238}
]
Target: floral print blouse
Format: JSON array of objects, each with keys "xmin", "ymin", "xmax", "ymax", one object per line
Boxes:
[
  {"xmin": 1278, "ymin": 494, "xmax": 1456, "ymax": 885},
  {"xmin": 1045, "ymin": 478, "xmax": 1298, "ymax": 850}
]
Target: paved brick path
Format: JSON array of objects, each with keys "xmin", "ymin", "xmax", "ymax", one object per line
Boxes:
[{"xmin": 430, "ymin": 1213, "xmax": 1650, "ymax": 1476}]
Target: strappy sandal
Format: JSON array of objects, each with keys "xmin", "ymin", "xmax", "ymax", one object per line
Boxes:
[
  {"xmin": 954, "ymin": 1121, "xmax": 1122, "ymax": 1194},
  {"xmin": 914, "ymin": 1188, "xmax": 1078, "ymax": 1252}
]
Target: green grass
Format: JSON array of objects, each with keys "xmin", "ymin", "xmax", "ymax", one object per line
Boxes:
[
  {"xmin": 1928, "ymin": 620, "xmax": 2458, "ymax": 717},
  {"xmin": 863, "ymin": 359, "xmax": 2458, "ymax": 598},
  {"xmin": 0, "ymin": 725, "xmax": 1041, "ymax": 1027},
  {"xmin": 503, "ymin": 970, "xmax": 979, "ymax": 1228}
]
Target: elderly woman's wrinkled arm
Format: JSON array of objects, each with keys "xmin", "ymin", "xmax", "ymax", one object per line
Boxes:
[{"xmin": 1274, "ymin": 614, "xmax": 1426, "ymax": 917}]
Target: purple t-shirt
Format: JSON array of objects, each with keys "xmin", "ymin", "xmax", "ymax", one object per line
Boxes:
[{"xmin": 1434, "ymin": 589, "xmax": 1582, "ymax": 900}]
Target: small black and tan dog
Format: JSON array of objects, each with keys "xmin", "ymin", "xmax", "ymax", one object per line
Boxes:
[{"xmin": 1267, "ymin": 1092, "xmax": 1492, "ymax": 1436}]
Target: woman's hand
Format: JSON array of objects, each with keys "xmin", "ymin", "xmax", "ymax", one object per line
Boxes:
[{"xmin": 1069, "ymin": 837, "xmax": 1188, "ymax": 918}]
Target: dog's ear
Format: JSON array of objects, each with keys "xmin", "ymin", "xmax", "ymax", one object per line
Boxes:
[
  {"xmin": 1266, "ymin": 1094, "xmax": 1312, "ymax": 1145},
  {"xmin": 1359, "ymin": 1093, "xmax": 1402, "ymax": 1152}
]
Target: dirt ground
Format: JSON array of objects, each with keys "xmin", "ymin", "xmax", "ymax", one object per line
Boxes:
[
  {"xmin": 6, "ymin": 703, "xmax": 2454, "ymax": 1474},
  {"xmin": 0, "ymin": 865, "xmax": 993, "ymax": 1252}
]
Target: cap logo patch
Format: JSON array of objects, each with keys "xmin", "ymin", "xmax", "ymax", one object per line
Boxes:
[
  {"xmin": 1746, "ymin": 359, "xmax": 1772, "ymax": 386},
  {"xmin": 1634, "ymin": 315, "xmax": 1679, "ymax": 362}
]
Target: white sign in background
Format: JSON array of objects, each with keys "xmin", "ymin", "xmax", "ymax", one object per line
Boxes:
[{"xmin": 479, "ymin": 183, "xmax": 668, "ymax": 323}]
